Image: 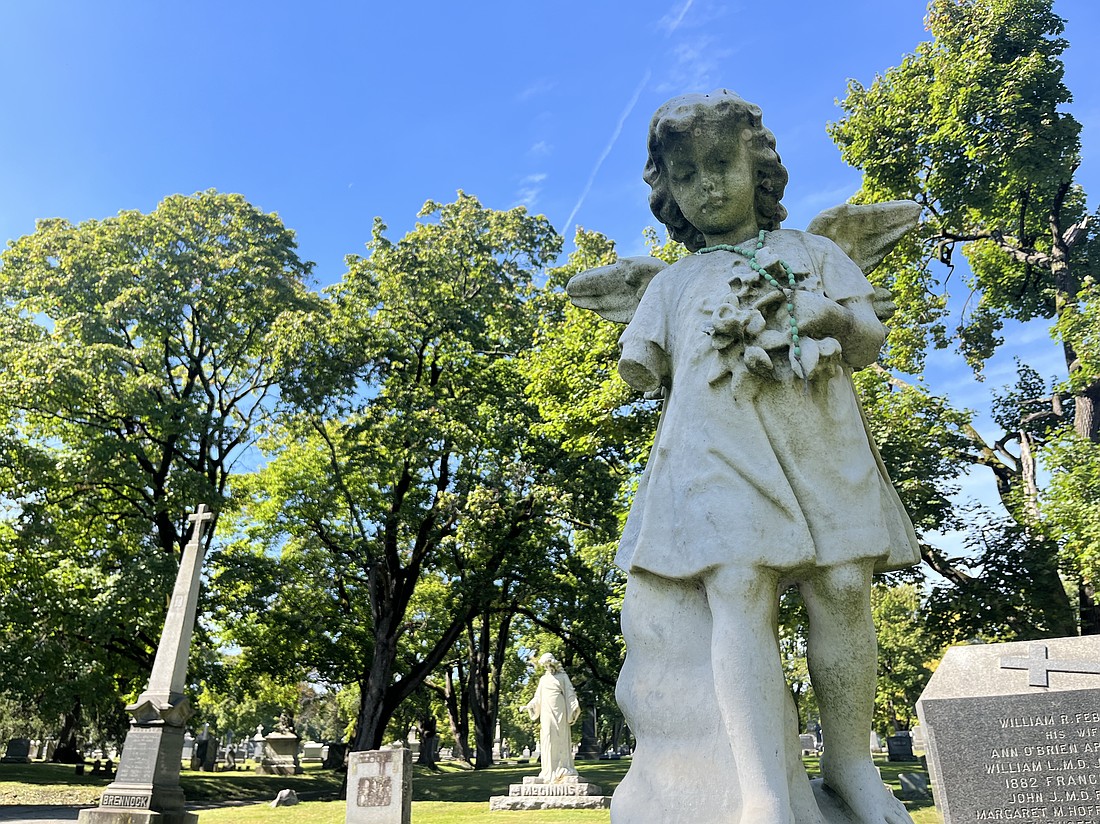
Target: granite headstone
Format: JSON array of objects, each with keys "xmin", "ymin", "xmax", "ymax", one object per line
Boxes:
[
  {"xmin": 886, "ymin": 732, "xmax": 917, "ymax": 762},
  {"xmin": 2, "ymin": 738, "xmax": 32, "ymax": 763},
  {"xmin": 917, "ymin": 635, "xmax": 1100, "ymax": 824}
]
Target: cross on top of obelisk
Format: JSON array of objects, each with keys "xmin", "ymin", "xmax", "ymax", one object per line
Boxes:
[{"xmin": 187, "ymin": 503, "xmax": 214, "ymax": 547}]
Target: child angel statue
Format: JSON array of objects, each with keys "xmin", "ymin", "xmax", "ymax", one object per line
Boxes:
[{"xmin": 567, "ymin": 90, "xmax": 922, "ymax": 824}]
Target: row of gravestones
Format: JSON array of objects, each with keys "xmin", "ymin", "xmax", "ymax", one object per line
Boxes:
[
  {"xmin": 175, "ymin": 734, "xmax": 349, "ymax": 772},
  {"xmin": 0, "ymin": 735, "xmax": 350, "ymax": 770},
  {"xmin": 1, "ymin": 738, "xmax": 50, "ymax": 763}
]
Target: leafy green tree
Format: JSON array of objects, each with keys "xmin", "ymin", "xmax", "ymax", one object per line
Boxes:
[
  {"xmin": 0, "ymin": 191, "xmax": 317, "ymax": 752},
  {"xmin": 211, "ymin": 194, "xmax": 628, "ymax": 754},
  {"xmin": 871, "ymin": 584, "xmax": 941, "ymax": 735},
  {"xmin": 829, "ymin": 0, "xmax": 1098, "ymax": 632}
]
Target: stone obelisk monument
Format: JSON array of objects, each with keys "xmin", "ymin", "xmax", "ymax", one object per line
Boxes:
[{"xmin": 80, "ymin": 504, "xmax": 215, "ymax": 824}]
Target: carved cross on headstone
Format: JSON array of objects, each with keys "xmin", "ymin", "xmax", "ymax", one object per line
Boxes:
[{"xmin": 999, "ymin": 642, "xmax": 1100, "ymax": 687}]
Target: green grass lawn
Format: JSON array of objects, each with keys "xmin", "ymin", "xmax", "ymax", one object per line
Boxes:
[{"xmin": 0, "ymin": 756, "xmax": 941, "ymax": 822}]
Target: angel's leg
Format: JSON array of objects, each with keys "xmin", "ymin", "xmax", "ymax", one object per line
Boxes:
[
  {"xmin": 707, "ymin": 564, "xmax": 796, "ymax": 824},
  {"xmin": 613, "ymin": 569, "xmax": 737, "ymax": 824},
  {"xmin": 801, "ymin": 562, "xmax": 912, "ymax": 824}
]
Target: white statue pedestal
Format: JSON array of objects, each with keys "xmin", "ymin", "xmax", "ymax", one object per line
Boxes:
[{"xmin": 489, "ymin": 775, "xmax": 612, "ymax": 811}]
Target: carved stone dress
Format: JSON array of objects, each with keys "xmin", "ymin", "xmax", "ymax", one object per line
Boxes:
[{"xmin": 616, "ymin": 229, "xmax": 919, "ymax": 580}]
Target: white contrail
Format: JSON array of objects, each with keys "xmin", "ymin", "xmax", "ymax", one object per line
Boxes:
[
  {"xmin": 563, "ymin": 68, "xmax": 652, "ymax": 239},
  {"xmin": 663, "ymin": 0, "xmax": 694, "ymax": 33}
]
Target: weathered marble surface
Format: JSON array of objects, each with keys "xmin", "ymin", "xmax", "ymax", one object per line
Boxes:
[
  {"xmin": 568, "ymin": 90, "xmax": 922, "ymax": 824},
  {"xmin": 346, "ymin": 744, "xmax": 412, "ymax": 824},
  {"xmin": 489, "ymin": 775, "xmax": 612, "ymax": 812}
]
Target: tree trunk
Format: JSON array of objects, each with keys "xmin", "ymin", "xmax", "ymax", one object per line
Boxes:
[
  {"xmin": 442, "ymin": 664, "xmax": 470, "ymax": 763},
  {"xmin": 352, "ymin": 620, "xmax": 399, "ymax": 752},
  {"xmin": 1080, "ymin": 583, "xmax": 1100, "ymax": 636},
  {"xmin": 52, "ymin": 703, "xmax": 83, "ymax": 764},
  {"xmin": 468, "ymin": 618, "xmax": 494, "ymax": 769},
  {"xmin": 467, "ymin": 608, "xmax": 515, "ymax": 769}
]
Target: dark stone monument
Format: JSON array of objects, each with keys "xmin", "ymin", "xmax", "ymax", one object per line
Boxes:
[
  {"xmin": 2, "ymin": 738, "xmax": 32, "ymax": 763},
  {"xmin": 78, "ymin": 504, "xmax": 215, "ymax": 824},
  {"xmin": 201, "ymin": 736, "xmax": 218, "ymax": 772},
  {"xmin": 885, "ymin": 733, "xmax": 917, "ymax": 762},
  {"xmin": 323, "ymin": 742, "xmax": 348, "ymax": 770},
  {"xmin": 577, "ymin": 710, "xmax": 601, "ymax": 759},
  {"xmin": 917, "ymin": 635, "xmax": 1100, "ymax": 824}
]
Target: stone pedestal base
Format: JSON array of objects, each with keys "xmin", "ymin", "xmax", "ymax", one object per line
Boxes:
[
  {"xmin": 79, "ymin": 808, "xmax": 197, "ymax": 824},
  {"xmin": 489, "ymin": 775, "xmax": 612, "ymax": 811},
  {"xmin": 255, "ymin": 763, "xmax": 303, "ymax": 775},
  {"xmin": 78, "ymin": 716, "xmax": 197, "ymax": 824}
]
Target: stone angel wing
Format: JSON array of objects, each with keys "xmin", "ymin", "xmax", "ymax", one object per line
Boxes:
[
  {"xmin": 565, "ymin": 255, "xmax": 669, "ymax": 324},
  {"xmin": 565, "ymin": 200, "xmax": 922, "ymax": 324}
]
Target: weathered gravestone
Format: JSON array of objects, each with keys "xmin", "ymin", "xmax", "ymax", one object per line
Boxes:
[
  {"xmin": 201, "ymin": 736, "xmax": 218, "ymax": 772},
  {"xmin": 78, "ymin": 504, "xmax": 215, "ymax": 824},
  {"xmin": 2, "ymin": 738, "xmax": 32, "ymax": 763},
  {"xmin": 910, "ymin": 724, "xmax": 926, "ymax": 755},
  {"xmin": 345, "ymin": 744, "xmax": 411, "ymax": 824},
  {"xmin": 917, "ymin": 635, "xmax": 1100, "ymax": 824}
]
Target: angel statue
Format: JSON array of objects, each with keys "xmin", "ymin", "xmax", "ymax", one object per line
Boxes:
[{"xmin": 566, "ymin": 90, "xmax": 922, "ymax": 824}]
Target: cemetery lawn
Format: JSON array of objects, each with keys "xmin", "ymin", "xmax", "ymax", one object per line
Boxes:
[
  {"xmin": 0, "ymin": 762, "xmax": 344, "ymax": 805},
  {"xmin": 2, "ymin": 757, "xmax": 942, "ymax": 822}
]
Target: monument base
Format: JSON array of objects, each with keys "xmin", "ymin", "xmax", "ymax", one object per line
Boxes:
[
  {"xmin": 489, "ymin": 775, "xmax": 612, "ymax": 811},
  {"xmin": 255, "ymin": 763, "xmax": 303, "ymax": 775},
  {"xmin": 78, "ymin": 808, "xmax": 197, "ymax": 824},
  {"xmin": 256, "ymin": 732, "xmax": 301, "ymax": 775}
]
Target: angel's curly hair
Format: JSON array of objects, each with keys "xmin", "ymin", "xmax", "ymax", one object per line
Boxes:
[{"xmin": 643, "ymin": 90, "xmax": 789, "ymax": 252}]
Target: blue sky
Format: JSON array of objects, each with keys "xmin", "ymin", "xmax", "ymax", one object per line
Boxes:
[
  {"xmin": 2, "ymin": 1, "xmax": 1097, "ymax": 560},
  {"xmin": 2, "ymin": 0, "xmax": 1093, "ymax": 278}
]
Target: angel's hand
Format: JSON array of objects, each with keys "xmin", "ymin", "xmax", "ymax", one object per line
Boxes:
[
  {"xmin": 790, "ymin": 290, "xmax": 852, "ymax": 339},
  {"xmin": 871, "ymin": 285, "xmax": 897, "ymax": 322}
]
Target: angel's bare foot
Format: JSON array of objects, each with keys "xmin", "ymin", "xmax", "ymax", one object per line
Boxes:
[{"xmin": 823, "ymin": 757, "xmax": 912, "ymax": 824}]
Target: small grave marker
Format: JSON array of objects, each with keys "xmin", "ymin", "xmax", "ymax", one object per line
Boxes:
[{"xmin": 345, "ymin": 745, "xmax": 411, "ymax": 824}]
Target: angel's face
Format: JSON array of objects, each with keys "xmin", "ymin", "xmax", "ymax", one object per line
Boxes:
[{"xmin": 664, "ymin": 124, "xmax": 757, "ymax": 243}]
